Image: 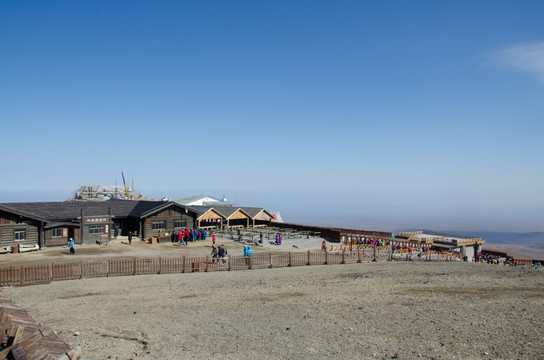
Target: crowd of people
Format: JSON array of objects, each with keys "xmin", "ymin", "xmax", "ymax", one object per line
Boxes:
[
  {"xmin": 475, "ymin": 253, "xmax": 505, "ymax": 264},
  {"xmin": 171, "ymin": 228, "xmax": 208, "ymax": 246}
]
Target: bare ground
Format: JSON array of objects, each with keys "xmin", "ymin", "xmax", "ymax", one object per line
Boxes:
[{"xmin": 2, "ymin": 260, "xmax": 543, "ymax": 360}]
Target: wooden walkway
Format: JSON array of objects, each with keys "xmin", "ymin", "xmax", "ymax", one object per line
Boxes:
[{"xmin": 0, "ymin": 295, "xmax": 81, "ymax": 360}]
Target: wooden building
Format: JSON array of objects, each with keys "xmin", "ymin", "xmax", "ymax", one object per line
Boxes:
[
  {"xmin": 188, "ymin": 206, "xmax": 226, "ymax": 229},
  {"xmin": 138, "ymin": 201, "xmax": 197, "ymax": 239},
  {"xmin": 240, "ymin": 207, "xmax": 275, "ymax": 227},
  {"xmin": 188, "ymin": 206, "xmax": 274, "ymax": 229},
  {"xmin": 396, "ymin": 231, "xmax": 485, "ymax": 258},
  {"xmin": 0, "ymin": 200, "xmax": 199, "ymax": 248},
  {"xmin": 0, "ymin": 205, "xmax": 47, "ymax": 250}
]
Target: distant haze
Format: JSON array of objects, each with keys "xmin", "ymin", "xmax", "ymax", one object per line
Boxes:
[
  {"xmin": 1, "ymin": 188, "xmax": 542, "ymax": 234},
  {"xmin": 0, "ymin": 2, "xmax": 542, "ymax": 240}
]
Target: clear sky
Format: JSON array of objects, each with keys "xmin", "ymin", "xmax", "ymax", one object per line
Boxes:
[{"xmin": 1, "ymin": 1, "xmax": 543, "ymax": 232}]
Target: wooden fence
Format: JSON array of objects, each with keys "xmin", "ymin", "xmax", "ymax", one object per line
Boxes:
[{"xmin": 0, "ymin": 249, "xmax": 458, "ymax": 287}]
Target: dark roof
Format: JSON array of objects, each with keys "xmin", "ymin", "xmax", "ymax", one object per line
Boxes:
[
  {"xmin": 213, "ymin": 206, "xmax": 251, "ymax": 219},
  {"xmin": 140, "ymin": 201, "xmax": 198, "ymax": 218},
  {"xmin": 0, "ymin": 204, "xmax": 49, "ymax": 223},
  {"xmin": 44, "ymin": 222, "xmax": 80, "ymax": 230},
  {"xmin": 187, "ymin": 205, "xmax": 271, "ymax": 220},
  {"xmin": 187, "ymin": 206, "xmax": 215, "ymax": 216},
  {"xmin": 239, "ymin": 207, "xmax": 272, "ymax": 218},
  {"xmin": 0, "ymin": 199, "xmax": 169, "ymax": 222}
]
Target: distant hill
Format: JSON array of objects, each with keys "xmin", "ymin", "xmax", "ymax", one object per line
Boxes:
[{"xmin": 395, "ymin": 230, "xmax": 544, "ymax": 259}]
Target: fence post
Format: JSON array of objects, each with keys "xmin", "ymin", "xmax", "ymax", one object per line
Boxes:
[
  {"xmin": 205, "ymin": 256, "xmax": 209, "ymax": 272},
  {"xmin": 107, "ymin": 260, "xmax": 111, "ymax": 277},
  {"xmin": 49, "ymin": 263, "xmax": 53, "ymax": 282},
  {"xmin": 288, "ymin": 252, "xmax": 292, "ymax": 267},
  {"xmin": 133, "ymin": 258, "xmax": 137, "ymax": 276},
  {"xmin": 228, "ymin": 257, "xmax": 232, "ymax": 271},
  {"xmin": 325, "ymin": 250, "xmax": 328, "ymax": 265},
  {"xmin": 357, "ymin": 249, "xmax": 361, "ymax": 263},
  {"xmin": 307, "ymin": 250, "xmax": 310, "ymax": 265},
  {"xmin": 269, "ymin": 253, "xmax": 273, "ymax": 268},
  {"xmin": 20, "ymin": 265, "xmax": 24, "ymax": 285},
  {"xmin": 182, "ymin": 256, "xmax": 186, "ymax": 273},
  {"xmin": 249, "ymin": 256, "xmax": 252, "ymax": 270},
  {"xmin": 158, "ymin": 257, "xmax": 162, "ymax": 274},
  {"xmin": 80, "ymin": 261, "xmax": 83, "ymax": 279},
  {"xmin": 341, "ymin": 250, "xmax": 345, "ymax": 264},
  {"xmin": 373, "ymin": 247, "xmax": 377, "ymax": 262}
]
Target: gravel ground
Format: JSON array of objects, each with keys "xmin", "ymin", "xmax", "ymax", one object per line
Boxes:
[{"xmin": 2, "ymin": 262, "xmax": 543, "ymax": 360}]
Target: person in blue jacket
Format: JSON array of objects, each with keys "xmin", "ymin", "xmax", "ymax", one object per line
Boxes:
[
  {"xmin": 68, "ymin": 238, "xmax": 75, "ymax": 255},
  {"xmin": 243, "ymin": 245, "xmax": 253, "ymax": 257}
]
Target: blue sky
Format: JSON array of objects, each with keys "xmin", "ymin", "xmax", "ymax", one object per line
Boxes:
[{"xmin": 1, "ymin": 1, "xmax": 543, "ymax": 232}]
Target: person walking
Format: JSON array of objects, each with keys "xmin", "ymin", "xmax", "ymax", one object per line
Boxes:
[
  {"xmin": 178, "ymin": 230, "xmax": 183, "ymax": 246},
  {"xmin": 219, "ymin": 245, "xmax": 228, "ymax": 264},
  {"xmin": 243, "ymin": 245, "xmax": 253, "ymax": 266},
  {"xmin": 128, "ymin": 231, "xmax": 132, "ymax": 245},
  {"xmin": 211, "ymin": 245, "xmax": 218, "ymax": 263},
  {"xmin": 68, "ymin": 238, "xmax": 75, "ymax": 255},
  {"xmin": 212, "ymin": 234, "xmax": 216, "ymax": 245}
]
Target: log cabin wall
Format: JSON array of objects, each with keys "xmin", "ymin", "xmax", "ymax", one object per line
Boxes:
[
  {"xmin": 81, "ymin": 215, "xmax": 111, "ymax": 244},
  {"xmin": 44, "ymin": 227, "xmax": 68, "ymax": 246},
  {"xmin": 142, "ymin": 208, "xmax": 194, "ymax": 239},
  {"xmin": 44, "ymin": 226, "xmax": 80, "ymax": 247},
  {"xmin": 0, "ymin": 210, "xmax": 41, "ymax": 248}
]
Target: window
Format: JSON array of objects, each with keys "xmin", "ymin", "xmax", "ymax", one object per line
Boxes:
[
  {"xmin": 14, "ymin": 229, "xmax": 26, "ymax": 241},
  {"xmin": 52, "ymin": 228, "xmax": 63, "ymax": 238},
  {"xmin": 174, "ymin": 220, "xmax": 186, "ymax": 228},
  {"xmin": 152, "ymin": 221, "xmax": 166, "ymax": 230},
  {"xmin": 89, "ymin": 225, "xmax": 104, "ymax": 234}
]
